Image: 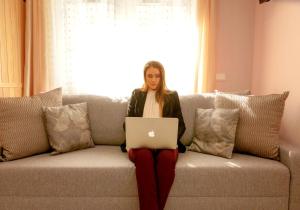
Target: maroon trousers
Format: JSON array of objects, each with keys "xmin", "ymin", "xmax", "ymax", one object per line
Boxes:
[{"xmin": 129, "ymin": 148, "xmax": 178, "ymax": 210}]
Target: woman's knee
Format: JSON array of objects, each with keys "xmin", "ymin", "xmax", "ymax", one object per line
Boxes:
[
  {"xmin": 129, "ymin": 148, "xmax": 153, "ymax": 163},
  {"xmin": 157, "ymin": 149, "xmax": 178, "ymax": 166}
]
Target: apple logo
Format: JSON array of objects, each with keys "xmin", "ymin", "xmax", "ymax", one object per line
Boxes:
[{"xmin": 148, "ymin": 130, "xmax": 155, "ymax": 138}]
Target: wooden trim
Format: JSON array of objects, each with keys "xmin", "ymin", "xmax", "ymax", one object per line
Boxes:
[
  {"xmin": 0, "ymin": 83, "xmax": 23, "ymax": 88},
  {"xmin": 0, "ymin": 0, "xmax": 25, "ymax": 97}
]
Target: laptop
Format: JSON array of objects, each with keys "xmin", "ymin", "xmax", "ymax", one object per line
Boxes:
[{"xmin": 125, "ymin": 117, "xmax": 178, "ymax": 150}]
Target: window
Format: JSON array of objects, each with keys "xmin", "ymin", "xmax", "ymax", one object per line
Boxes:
[{"xmin": 53, "ymin": 0, "xmax": 198, "ymax": 97}]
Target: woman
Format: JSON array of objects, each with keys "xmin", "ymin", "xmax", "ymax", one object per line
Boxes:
[{"xmin": 120, "ymin": 60, "xmax": 186, "ymax": 210}]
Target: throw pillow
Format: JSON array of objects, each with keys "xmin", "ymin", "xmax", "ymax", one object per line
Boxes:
[
  {"xmin": 188, "ymin": 108, "xmax": 239, "ymax": 158},
  {"xmin": 214, "ymin": 90, "xmax": 251, "ymax": 95},
  {"xmin": 43, "ymin": 102, "xmax": 94, "ymax": 155},
  {"xmin": 215, "ymin": 91, "xmax": 289, "ymax": 159},
  {"xmin": 0, "ymin": 88, "xmax": 62, "ymax": 161}
]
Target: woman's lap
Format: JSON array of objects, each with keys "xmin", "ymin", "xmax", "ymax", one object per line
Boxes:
[{"xmin": 128, "ymin": 148, "xmax": 178, "ymax": 163}]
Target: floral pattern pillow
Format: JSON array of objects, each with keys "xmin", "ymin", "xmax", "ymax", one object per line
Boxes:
[{"xmin": 43, "ymin": 102, "xmax": 94, "ymax": 155}]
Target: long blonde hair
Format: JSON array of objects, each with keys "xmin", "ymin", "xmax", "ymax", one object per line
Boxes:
[{"xmin": 141, "ymin": 60, "xmax": 169, "ymax": 116}]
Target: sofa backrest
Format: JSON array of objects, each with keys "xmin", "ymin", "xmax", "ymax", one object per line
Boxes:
[
  {"xmin": 179, "ymin": 93, "xmax": 215, "ymax": 145},
  {"xmin": 63, "ymin": 93, "xmax": 215, "ymax": 146}
]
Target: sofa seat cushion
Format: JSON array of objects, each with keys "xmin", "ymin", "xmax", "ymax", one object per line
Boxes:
[
  {"xmin": 0, "ymin": 146, "xmax": 289, "ymax": 198},
  {"xmin": 175, "ymin": 150, "xmax": 289, "ymax": 197}
]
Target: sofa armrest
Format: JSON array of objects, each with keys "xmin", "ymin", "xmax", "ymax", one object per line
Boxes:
[{"xmin": 280, "ymin": 140, "xmax": 300, "ymax": 210}]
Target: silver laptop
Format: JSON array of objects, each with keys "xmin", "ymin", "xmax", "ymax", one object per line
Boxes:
[{"xmin": 125, "ymin": 117, "xmax": 178, "ymax": 150}]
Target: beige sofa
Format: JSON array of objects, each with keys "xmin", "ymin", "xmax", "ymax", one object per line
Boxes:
[{"xmin": 0, "ymin": 93, "xmax": 299, "ymax": 210}]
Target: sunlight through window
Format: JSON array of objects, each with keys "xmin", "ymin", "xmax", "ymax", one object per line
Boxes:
[{"xmin": 58, "ymin": 0, "xmax": 198, "ymax": 96}]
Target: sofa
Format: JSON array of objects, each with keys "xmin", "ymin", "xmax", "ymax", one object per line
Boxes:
[{"xmin": 0, "ymin": 92, "xmax": 299, "ymax": 210}]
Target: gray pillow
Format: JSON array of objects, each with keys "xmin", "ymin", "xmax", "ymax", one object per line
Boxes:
[
  {"xmin": 43, "ymin": 102, "xmax": 94, "ymax": 155},
  {"xmin": 0, "ymin": 88, "xmax": 62, "ymax": 161},
  {"xmin": 188, "ymin": 108, "xmax": 239, "ymax": 158}
]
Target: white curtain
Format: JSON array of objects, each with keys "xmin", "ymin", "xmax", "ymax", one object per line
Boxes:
[{"xmin": 47, "ymin": 0, "xmax": 200, "ymax": 97}]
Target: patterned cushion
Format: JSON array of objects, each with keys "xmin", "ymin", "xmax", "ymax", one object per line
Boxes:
[
  {"xmin": 180, "ymin": 91, "xmax": 249, "ymax": 146},
  {"xmin": 188, "ymin": 108, "xmax": 239, "ymax": 158},
  {"xmin": 0, "ymin": 88, "xmax": 62, "ymax": 161},
  {"xmin": 62, "ymin": 95, "xmax": 128, "ymax": 145},
  {"xmin": 214, "ymin": 90, "xmax": 251, "ymax": 95},
  {"xmin": 215, "ymin": 92, "xmax": 289, "ymax": 159},
  {"xmin": 179, "ymin": 93, "xmax": 216, "ymax": 145},
  {"xmin": 43, "ymin": 102, "xmax": 94, "ymax": 154}
]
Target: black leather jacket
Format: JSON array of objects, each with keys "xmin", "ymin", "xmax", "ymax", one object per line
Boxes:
[{"xmin": 121, "ymin": 88, "xmax": 186, "ymax": 153}]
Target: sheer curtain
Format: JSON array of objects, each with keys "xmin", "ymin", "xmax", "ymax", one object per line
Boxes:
[{"xmin": 25, "ymin": 0, "xmax": 215, "ymax": 97}]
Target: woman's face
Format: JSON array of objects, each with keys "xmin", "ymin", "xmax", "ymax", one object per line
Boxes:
[{"xmin": 145, "ymin": 67, "xmax": 161, "ymax": 91}]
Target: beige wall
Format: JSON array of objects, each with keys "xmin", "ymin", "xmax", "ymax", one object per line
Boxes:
[
  {"xmin": 215, "ymin": 0, "xmax": 255, "ymax": 92},
  {"xmin": 215, "ymin": 0, "xmax": 300, "ymax": 145},
  {"xmin": 0, "ymin": 0, "xmax": 25, "ymax": 97},
  {"xmin": 252, "ymin": 0, "xmax": 300, "ymax": 145}
]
